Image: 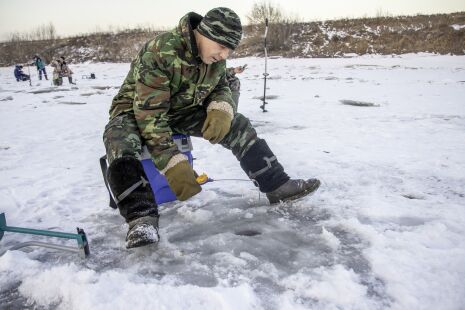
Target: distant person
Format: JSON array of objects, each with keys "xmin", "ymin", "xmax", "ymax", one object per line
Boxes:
[
  {"xmin": 226, "ymin": 64, "xmax": 246, "ymax": 112},
  {"xmin": 59, "ymin": 56, "xmax": 75, "ymax": 85},
  {"xmin": 50, "ymin": 58, "xmax": 63, "ymax": 86},
  {"xmin": 14, "ymin": 65, "xmax": 30, "ymax": 82},
  {"xmin": 33, "ymin": 55, "xmax": 48, "ymax": 80}
]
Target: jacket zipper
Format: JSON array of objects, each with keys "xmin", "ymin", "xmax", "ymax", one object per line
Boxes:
[{"xmin": 193, "ymin": 63, "xmax": 208, "ymax": 105}]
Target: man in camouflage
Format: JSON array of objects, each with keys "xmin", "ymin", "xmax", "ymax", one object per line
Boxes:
[
  {"xmin": 50, "ymin": 58, "xmax": 63, "ymax": 86},
  {"xmin": 103, "ymin": 7, "xmax": 320, "ymax": 248}
]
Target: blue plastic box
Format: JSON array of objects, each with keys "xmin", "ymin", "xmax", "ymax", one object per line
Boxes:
[{"xmin": 141, "ymin": 134, "xmax": 193, "ymax": 205}]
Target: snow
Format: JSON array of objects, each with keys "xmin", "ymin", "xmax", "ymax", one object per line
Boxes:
[
  {"xmin": 280, "ymin": 265, "xmax": 370, "ymax": 308},
  {"xmin": 1, "ymin": 54, "xmax": 465, "ymax": 309},
  {"xmin": 319, "ymin": 25, "xmax": 349, "ymax": 40},
  {"xmin": 451, "ymin": 24, "xmax": 465, "ymax": 30}
]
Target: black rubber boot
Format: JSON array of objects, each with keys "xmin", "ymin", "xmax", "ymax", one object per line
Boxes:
[
  {"xmin": 107, "ymin": 156, "xmax": 159, "ymax": 248},
  {"xmin": 240, "ymin": 139, "xmax": 320, "ymax": 204},
  {"xmin": 240, "ymin": 139, "xmax": 289, "ymax": 193},
  {"xmin": 125, "ymin": 215, "xmax": 160, "ymax": 249},
  {"xmin": 266, "ymin": 179, "xmax": 320, "ymax": 204}
]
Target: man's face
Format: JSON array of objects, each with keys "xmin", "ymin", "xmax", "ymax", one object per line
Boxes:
[{"xmin": 197, "ymin": 33, "xmax": 232, "ymax": 65}]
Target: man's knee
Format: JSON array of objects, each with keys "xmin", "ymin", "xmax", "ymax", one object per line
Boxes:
[
  {"xmin": 221, "ymin": 113, "xmax": 258, "ymax": 159},
  {"xmin": 103, "ymin": 113, "xmax": 142, "ymax": 163},
  {"xmin": 230, "ymin": 113, "xmax": 251, "ymax": 131},
  {"xmin": 231, "ymin": 91, "xmax": 240, "ymax": 112}
]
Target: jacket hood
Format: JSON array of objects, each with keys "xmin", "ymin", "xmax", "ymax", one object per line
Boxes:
[{"xmin": 176, "ymin": 12, "xmax": 203, "ymax": 65}]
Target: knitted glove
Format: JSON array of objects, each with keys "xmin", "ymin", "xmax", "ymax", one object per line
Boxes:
[
  {"xmin": 201, "ymin": 101, "xmax": 233, "ymax": 144},
  {"xmin": 164, "ymin": 159, "xmax": 201, "ymax": 201}
]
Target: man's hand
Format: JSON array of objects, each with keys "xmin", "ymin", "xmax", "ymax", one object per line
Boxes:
[
  {"xmin": 165, "ymin": 161, "xmax": 201, "ymax": 201},
  {"xmin": 201, "ymin": 109, "xmax": 232, "ymax": 144},
  {"xmin": 233, "ymin": 64, "xmax": 247, "ymax": 74}
]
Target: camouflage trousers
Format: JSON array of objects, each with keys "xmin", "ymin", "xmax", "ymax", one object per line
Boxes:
[
  {"xmin": 227, "ymin": 75, "xmax": 240, "ymax": 113},
  {"xmin": 231, "ymin": 90, "xmax": 240, "ymax": 114},
  {"xmin": 103, "ymin": 108, "xmax": 258, "ymax": 166}
]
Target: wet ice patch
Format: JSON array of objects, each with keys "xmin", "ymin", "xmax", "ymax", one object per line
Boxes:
[
  {"xmin": 234, "ymin": 229, "xmax": 261, "ymax": 236},
  {"xmin": 80, "ymin": 91, "xmax": 104, "ymax": 97},
  {"xmin": 252, "ymin": 95, "xmax": 279, "ymax": 100},
  {"xmin": 57, "ymin": 101, "xmax": 87, "ymax": 105},
  {"xmin": 340, "ymin": 99, "xmax": 380, "ymax": 107},
  {"xmin": 0, "ymin": 96, "xmax": 13, "ymax": 101},
  {"xmin": 29, "ymin": 87, "xmax": 78, "ymax": 94}
]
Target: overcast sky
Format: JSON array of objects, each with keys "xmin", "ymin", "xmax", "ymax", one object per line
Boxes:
[{"xmin": 1, "ymin": 0, "xmax": 464, "ymax": 41}]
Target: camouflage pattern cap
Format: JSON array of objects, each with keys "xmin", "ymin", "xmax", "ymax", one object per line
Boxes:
[{"xmin": 197, "ymin": 7, "xmax": 242, "ymax": 50}]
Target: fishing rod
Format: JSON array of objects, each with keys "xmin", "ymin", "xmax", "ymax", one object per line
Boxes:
[{"xmin": 26, "ymin": 62, "xmax": 32, "ymax": 86}]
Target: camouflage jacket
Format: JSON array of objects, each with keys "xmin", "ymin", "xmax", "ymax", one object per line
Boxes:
[
  {"xmin": 50, "ymin": 60, "xmax": 72, "ymax": 77},
  {"xmin": 60, "ymin": 62, "xmax": 73, "ymax": 77},
  {"xmin": 50, "ymin": 60, "xmax": 61, "ymax": 79},
  {"xmin": 109, "ymin": 12, "xmax": 235, "ymax": 170}
]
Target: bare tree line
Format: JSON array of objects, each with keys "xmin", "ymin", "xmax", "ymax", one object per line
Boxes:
[
  {"xmin": 245, "ymin": 1, "xmax": 301, "ymax": 52},
  {"xmin": 1, "ymin": 2, "xmax": 463, "ymax": 65},
  {"xmin": 8, "ymin": 22, "xmax": 58, "ymax": 42},
  {"xmin": 5, "ymin": 22, "xmax": 169, "ymax": 43}
]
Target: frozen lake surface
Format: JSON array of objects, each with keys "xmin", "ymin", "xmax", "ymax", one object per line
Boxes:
[{"xmin": 1, "ymin": 54, "xmax": 464, "ymax": 309}]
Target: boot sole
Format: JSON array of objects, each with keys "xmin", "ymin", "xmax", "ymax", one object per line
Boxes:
[
  {"xmin": 125, "ymin": 223, "xmax": 160, "ymax": 249},
  {"xmin": 126, "ymin": 238, "xmax": 158, "ymax": 249},
  {"xmin": 269, "ymin": 180, "xmax": 321, "ymax": 204}
]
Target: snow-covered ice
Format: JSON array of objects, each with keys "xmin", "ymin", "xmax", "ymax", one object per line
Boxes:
[{"xmin": 1, "ymin": 54, "xmax": 464, "ymax": 309}]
